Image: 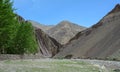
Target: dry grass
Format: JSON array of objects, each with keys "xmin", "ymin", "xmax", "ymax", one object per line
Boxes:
[{"xmin": 0, "ymin": 59, "xmax": 107, "ymax": 72}]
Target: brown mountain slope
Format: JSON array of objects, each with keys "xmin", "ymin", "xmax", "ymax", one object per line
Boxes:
[
  {"xmin": 54, "ymin": 4, "xmax": 120, "ymax": 60},
  {"xmin": 28, "ymin": 20, "xmax": 54, "ymax": 32},
  {"xmin": 47, "ymin": 20, "xmax": 86, "ymax": 44},
  {"xmin": 29, "ymin": 20, "xmax": 86, "ymax": 45}
]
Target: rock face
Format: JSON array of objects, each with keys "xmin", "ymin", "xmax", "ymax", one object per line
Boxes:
[
  {"xmin": 35, "ymin": 28, "xmax": 62, "ymax": 57},
  {"xmin": 47, "ymin": 21, "xmax": 86, "ymax": 44},
  {"xmin": 54, "ymin": 4, "xmax": 120, "ymax": 60}
]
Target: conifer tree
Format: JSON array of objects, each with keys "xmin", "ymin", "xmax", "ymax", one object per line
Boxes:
[
  {"xmin": 0, "ymin": 0, "xmax": 18, "ymax": 54},
  {"xmin": 15, "ymin": 22, "xmax": 38, "ymax": 54},
  {"xmin": 0, "ymin": 0, "xmax": 38, "ymax": 54}
]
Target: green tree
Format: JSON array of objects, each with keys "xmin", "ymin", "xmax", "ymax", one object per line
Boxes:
[
  {"xmin": 0, "ymin": 0, "xmax": 38, "ymax": 54},
  {"xmin": 15, "ymin": 22, "xmax": 38, "ymax": 54},
  {"xmin": 0, "ymin": 0, "xmax": 18, "ymax": 54}
]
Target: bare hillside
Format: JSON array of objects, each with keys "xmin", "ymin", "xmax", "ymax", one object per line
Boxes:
[
  {"xmin": 47, "ymin": 20, "xmax": 86, "ymax": 44},
  {"xmin": 54, "ymin": 4, "xmax": 120, "ymax": 60}
]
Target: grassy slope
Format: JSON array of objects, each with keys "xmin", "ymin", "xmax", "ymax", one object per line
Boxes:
[{"xmin": 0, "ymin": 59, "xmax": 111, "ymax": 72}]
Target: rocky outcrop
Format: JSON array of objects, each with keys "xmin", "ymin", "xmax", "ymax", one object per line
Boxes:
[
  {"xmin": 54, "ymin": 4, "xmax": 120, "ymax": 60},
  {"xmin": 47, "ymin": 20, "xmax": 86, "ymax": 44},
  {"xmin": 35, "ymin": 28, "xmax": 62, "ymax": 57}
]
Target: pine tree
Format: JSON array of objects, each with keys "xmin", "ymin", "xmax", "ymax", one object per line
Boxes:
[
  {"xmin": 15, "ymin": 22, "xmax": 38, "ymax": 54},
  {"xmin": 0, "ymin": 0, "xmax": 18, "ymax": 54},
  {"xmin": 0, "ymin": 0, "xmax": 38, "ymax": 54},
  {"xmin": 24, "ymin": 22, "xmax": 38, "ymax": 54}
]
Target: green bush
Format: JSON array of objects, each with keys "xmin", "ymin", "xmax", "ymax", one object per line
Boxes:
[{"xmin": 113, "ymin": 69, "xmax": 120, "ymax": 72}]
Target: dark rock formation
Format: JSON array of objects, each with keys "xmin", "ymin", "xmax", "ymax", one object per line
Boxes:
[
  {"xmin": 54, "ymin": 4, "xmax": 120, "ymax": 60},
  {"xmin": 35, "ymin": 28, "xmax": 62, "ymax": 57}
]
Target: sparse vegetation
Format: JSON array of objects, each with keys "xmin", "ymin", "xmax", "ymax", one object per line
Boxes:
[{"xmin": 0, "ymin": 59, "xmax": 103, "ymax": 72}]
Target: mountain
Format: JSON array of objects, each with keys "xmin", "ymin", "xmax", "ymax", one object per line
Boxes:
[
  {"xmin": 28, "ymin": 20, "xmax": 86, "ymax": 56},
  {"xmin": 47, "ymin": 20, "xmax": 86, "ymax": 44},
  {"xmin": 29, "ymin": 20, "xmax": 62, "ymax": 57},
  {"xmin": 28, "ymin": 20, "xmax": 54, "ymax": 32},
  {"xmin": 35, "ymin": 28, "xmax": 62, "ymax": 57},
  {"xmin": 54, "ymin": 4, "xmax": 120, "ymax": 60},
  {"xmin": 29, "ymin": 20, "xmax": 86, "ymax": 44},
  {"xmin": 15, "ymin": 16, "xmax": 62, "ymax": 57}
]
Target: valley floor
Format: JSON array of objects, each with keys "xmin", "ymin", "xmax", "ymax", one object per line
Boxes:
[{"xmin": 0, "ymin": 59, "xmax": 119, "ymax": 72}]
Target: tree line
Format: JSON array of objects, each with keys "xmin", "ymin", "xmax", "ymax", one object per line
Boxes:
[{"xmin": 0, "ymin": 0, "xmax": 38, "ymax": 54}]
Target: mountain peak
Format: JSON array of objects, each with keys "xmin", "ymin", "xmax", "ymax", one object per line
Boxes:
[
  {"xmin": 59, "ymin": 20, "xmax": 72, "ymax": 25},
  {"xmin": 107, "ymin": 4, "xmax": 120, "ymax": 15},
  {"xmin": 47, "ymin": 20, "xmax": 86, "ymax": 44},
  {"xmin": 60, "ymin": 20, "xmax": 71, "ymax": 23}
]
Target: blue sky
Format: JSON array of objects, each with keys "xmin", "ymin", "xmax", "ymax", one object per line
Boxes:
[{"xmin": 13, "ymin": 0, "xmax": 120, "ymax": 27}]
